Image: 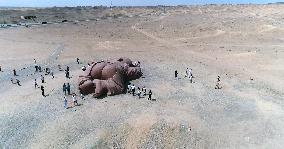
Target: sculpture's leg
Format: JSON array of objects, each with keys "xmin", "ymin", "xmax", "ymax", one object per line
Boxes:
[{"xmin": 93, "ymin": 79, "xmax": 107, "ymax": 98}]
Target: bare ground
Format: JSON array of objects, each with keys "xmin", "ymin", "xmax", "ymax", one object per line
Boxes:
[{"xmin": 0, "ymin": 4, "xmax": 284, "ymax": 149}]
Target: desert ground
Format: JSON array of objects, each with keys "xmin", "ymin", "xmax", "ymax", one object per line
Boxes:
[{"xmin": 0, "ymin": 4, "xmax": 284, "ymax": 149}]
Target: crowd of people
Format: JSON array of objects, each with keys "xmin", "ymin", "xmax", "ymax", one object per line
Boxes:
[
  {"xmin": 1, "ymin": 57, "xmax": 225, "ymax": 111},
  {"xmin": 33, "ymin": 59, "xmax": 56, "ymax": 97},
  {"xmin": 175, "ymin": 67, "xmax": 193, "ymax": 83},
  {"xmin": 175, "ymin": 68, "xmax": 222, "ymax": 89},
  {"xmin": 127, "ymin": 83, "xmax": 153, "ymax": 100}
]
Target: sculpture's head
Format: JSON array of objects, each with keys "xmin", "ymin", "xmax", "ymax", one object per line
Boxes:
[{"xmin": 78, "ymin": 77, "xmax": 96, "ymax": 95}]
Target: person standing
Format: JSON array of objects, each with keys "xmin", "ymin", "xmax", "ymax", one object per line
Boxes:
[
  {"xmin": 34, "ymin": 79, "xmax": 38, "ymax": 89},
  {"xmin": 0, "ymin": 65, "xmax": 2, "ymax": 72},
  {"xmin": 175, "ymin": 70, "xmax": 178, "ymax": 78},
  {"xmin": 185, "ymin": 68, "xmax": 193, "ymax": 83},
  {"xmin": 67, "ymin": 83, "xmax": 71, "ymax": 95},
  {"xmin": 38, "ymin": 66, "xmax": 42, "ymax": 72},
  {"xmin": 81, "ymin": 66, "xmax": 86, "ymax": 71},
  {"xmin": 76, "ymin": 58, "xmax": 80, "ymax": 64},
  {"xmin": 131, "ymin": 84, "xmax": 136, "ymax": 96},
  {"xmin": 45, "ymin": 67, "xmax": 50, "ymax": 75},
  {"xmin": 63, "ymin": 83, "xmax": 67, "ymax": 95},
  {"xmin": 35, "ymin": 65, "xmax": 38, "ymax": 72},
  {"xmin": 148, "ymin": 90, "xmax": 152, "ymax": 100},
  {"xmin": 137, "ymin": 87, "xmax": 141, "ymax": 99},
  {"xmin": 58, "ymin": 65, "xmax": 63, "ymax": 71},
  {"xmin": 65, "ymin": 70, "xmax": 70, "ymax": 79},
  {"xmin": 142, "ymin": 86, "xmax": 147, "ymax": 96},
  {"xmin": 13, "ymin": 69, "xmax": 17, "ymax": 76},
  {"xmin": 215, "ymin": 76, "xmax": 222, "ymax": 89},
  {"xmin": 41, "ymin": 75, "xmax": 45, "ymax": 83},
  {"xmin": 127, "ymin": 83, "xmax": 132, "ymax": 93},
  {"xmin": 64, "ymin": 96, "xmax": 68, "ymax": 109},
  {"xmin": 33, "ymin": 59, "xmax": 38, "ymax": 72},
  {"xmin": 81, "ymin": 93, "xmax": 85, "ymax": 100},
  {"xmin": 72, "ymin": 93, "xmax": 78, "ymax": 106},
  {"xmin": 50, "ymin": 71, "xmax": 54, "ymax": 79},
  {"xmin": 41, "ymin": 85, "xmax": 45, "ymax": 97}
]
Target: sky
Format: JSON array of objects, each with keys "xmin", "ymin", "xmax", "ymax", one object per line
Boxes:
[{"xmin": 0, "ymin": 0, "xmax": 282, "ymax": 7}]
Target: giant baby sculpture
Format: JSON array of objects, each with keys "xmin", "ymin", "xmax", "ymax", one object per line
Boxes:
[{"xmin": 78, "ymin": 57, "xmax": 142, "ymax": 97}]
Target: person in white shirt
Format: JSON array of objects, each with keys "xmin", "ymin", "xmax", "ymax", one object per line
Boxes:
[
  {"xmin": 41, "ymin": 75, "xmax": 45, "ymax": 83},
  {"xmin": 34, "ymin": 79, "xmax": 38, "ymax": 89},
  {"xmin": 142, "ymin": 86, "xmax": 146, "ymax": 96},
  {"xmin": 137, "ymin": 87, "xmax": 141, "ymax": 98},
  {"xmin": 82, "ymin": 66, "xmax": 86, "ymax": 71},
  {"xmin": 81, "ymin": 94, "xmax": 85, "ymax": 100},
  {"xmin": 127, "ymin": 83, "xmax": 132, "ymax": 93},
  {"xmin": 72, "ymin": 94, "xmax": 78, "ymax": 106},
  {"xmin": 185, "ymin": 68, "xmax": 193, "ymax": 83},
  {"xmin": 64, "ymin": 96, "xmax": 68, "ymax": 109},
  {"xmin": 131, "ymin": 84, "xmax": 136, "ymax": 96}
]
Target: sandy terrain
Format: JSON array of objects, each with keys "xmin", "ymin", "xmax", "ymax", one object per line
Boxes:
[{"xmin": 1, "ymin": 4, "xmax": 284, "ymax": 149}]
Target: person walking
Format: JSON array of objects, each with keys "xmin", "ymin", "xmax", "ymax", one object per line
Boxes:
[
  {"xmin": 10, "ymin": 78, "xmax": 14, "ymax": 84},
  {"xmin": 188, "ymin": 69, "xmax": 193, "ymax": 83},
  {"xmin": 63, "ymin": 83, "xmax": 67, "ymax": 95},
  {"xmin": 131, "ymin": 84, "xmax": 136, "ymax": 96},
  {"xmin": 34, "ymin": 79, "xmax": 38, "ymax": 89},
  {"xmin": 15, "ymin": 79, "xmax": 21, "ymax": 86},
  {"xmin": 67, "ymin": 83, "xmax": 71, "ymax": 95},
  {"xmin": 11, "ymin": 78, "xmax": 21, "ymax": 86},
  {"xmin": 64, "ymin": 96, "xmax": 68, "ymax": 109},
  {"xmin": 41, "ymin": 75, "xmax": 45, "ymax": 83},
  {"xmin": 148, "ymin": 90, "xmax": 152, "ymax": 100},
  {"xmin": 72, "ymin": 93, "xmax": 78, "ymax": 106},
  {"xmin": 41, "ymin": 85, "xmax": 45, "ymax": 97}
]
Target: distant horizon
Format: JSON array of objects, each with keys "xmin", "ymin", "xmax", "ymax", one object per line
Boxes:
[
  {"xmin": 1, "ymin": 3, "xmax": 284, "ymax": 8},
  {"xmin": 0, "ymin": 0, "xmax": 283, "ymax": 7}
]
